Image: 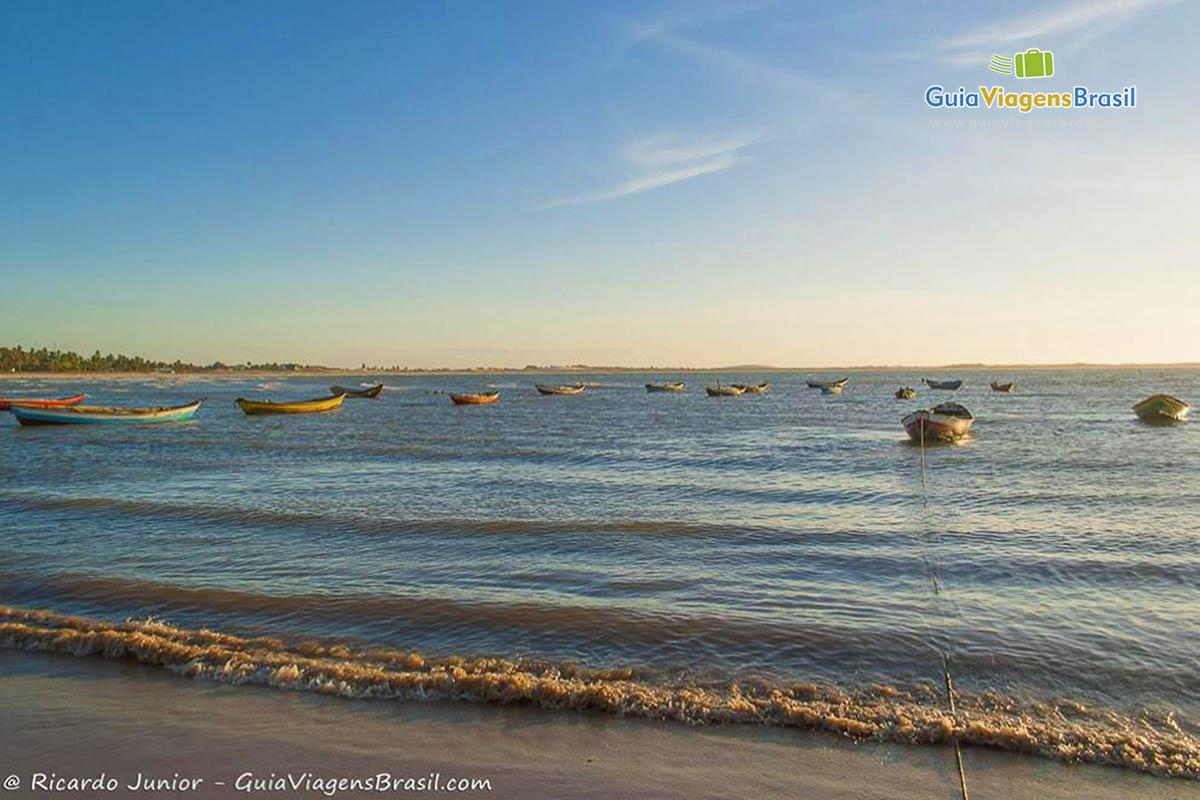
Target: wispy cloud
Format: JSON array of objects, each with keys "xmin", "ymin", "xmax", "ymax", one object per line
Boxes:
[
  {"xmin": 543, "ymin": 133, "xmax": 758, "ymax": 209},
  {"xmin": 611, "ymin": 3, "xmax": 845, "ymax": 104},
  {"xmin": 935, "ymin": 0, "xmax": 1174, "ymax": 64}
]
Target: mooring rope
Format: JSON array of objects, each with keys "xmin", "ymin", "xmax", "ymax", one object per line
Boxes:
[{"xmin": 918, "ymin": 421, "xmax": 971, "ymax": 800}]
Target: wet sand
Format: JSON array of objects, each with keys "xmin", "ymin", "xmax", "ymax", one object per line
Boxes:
[{"xmin": 2, "ymin": 650, "xmax": 1194, "ymax": 800}]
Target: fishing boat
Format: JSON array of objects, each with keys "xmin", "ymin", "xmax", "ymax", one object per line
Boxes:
[
  {"xmin": 1132, "ymin": 394, "xmax": 1190, "ymax": 424},
  {"xmin": 820, "ymin": 384, "xmax": 844, "ymax": 395},
  {"xmin": 11, "ymin": 399, "xmax": 203, "ymax": 426},
  {"xmin": 806, "ymin": 378, "xmax": 849, "ymax": 389},
  {"xmin": 989, "ymin": 381, "xmax": 1016, "ymax": 393},
  {"xmin": 535, "ymin": 384, "xmax": 584, "ymax": 395},
  {"xmin": 450, "ymin": 391, "xmax": 500, "ymax": 405},
  {"xmin": 895, "ymin": 387, "xmax": 917, "ymax": 399},
  {"xmin": 733, "ymin": 381, "xmax": 770, "ymax": 393},
  {"xmin": 329, "ymin": 384, "xmax": 383, "ymax": 398},
  {"xmin": 923, "ymin": 378, "xmax": 963, "ymax": 390},
  {"xmin": 706, "ymin": 384, "xmax": 744, "ymax": 397},
  {"xmin": 235, "ymin": 394, "xmax": 346, "ymax": 415},
  {"xmin": 902, "ymin": 402, "xmax": 974, "ymax": 443},
  {"xmin": 0, "ymin": 393, "xmax": 87, "ymax": 412},
  {"xmin": 645, "ymin": 382, "xmax": 686, "ymax": 393}
]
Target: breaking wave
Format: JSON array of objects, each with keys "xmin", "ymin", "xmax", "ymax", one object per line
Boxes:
[{"xmin": 2, "ymin": 606, "xmax": 1196, "ymax": 780}]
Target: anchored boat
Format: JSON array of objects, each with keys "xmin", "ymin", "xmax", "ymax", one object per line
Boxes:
[
  {"xmin": 235, "ymin": 394, "xmax": 347, "ymax": 415},
  {"xmin": 902, "ymin": 402, "xmax": 974, "ymax": 443},
  {"xmin": 645, "ymin": 382, "xmax": 686, "ymax": 393},
  {"xmin": 923, "ymin": 378, "xmax": 963, "ymax": 390},
  {"xmin": 990, "ymin": 381, "xmax": 1016, "ymax": 393},
  {"xmin": 807, "ymin": 378, "xmax": 849, "ymax": 390},
  {"xmin": 535, "ymin": 384, "xmax": 584, "ymax": 395},
  {"xmin": 329, "ymin": 384, "xmax": 383, "ymax": 398},
  {"xmin": 12, "ymin": 399, "xmax": 203, "ymax": 426},
  {"xmin": 895, "ymin": 387, "xmax": 917, "ymax": 399},
  {"xmin": 1133, "ymin": 394, "xmax": 1190, "ymax": 424},
  {"xmin": 450, "ymin": 391, "xmax": 500, "ymax": 405},
  {"xmin": 733, "ymin": 381, "xmax": 769, "ymax": 394},
  {"xmin": 0, "ymin": 393, "xmax": 87, "ymax": 412},
  {"xmin": 706, "ymin": 383, "xmax": 744, "ymax": 397}
]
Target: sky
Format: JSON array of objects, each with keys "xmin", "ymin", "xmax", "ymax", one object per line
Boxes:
[{"xmin": 1, "ymin": 0, "xmax": 1197, "ymax": 368}]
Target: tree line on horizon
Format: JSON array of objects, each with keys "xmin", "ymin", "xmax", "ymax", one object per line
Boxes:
[
  {"xmin": 0, "ymin": 346, "xmax": 322, "ymax": 373},
  {"xmin": 3, "ymin": 346, "xmax": 705, "ymax": 373}
]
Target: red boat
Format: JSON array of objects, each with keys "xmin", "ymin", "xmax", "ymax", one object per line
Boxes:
[
  {"xmin": 0, "ymin": 393, "xmax": 88, "ymax": 412},
  {"xmin": 450, "ymin": 391, "xmax": 500, "ymax": 405},
  {"xmin": 902, "ymin": 402, "xmax": 974, "ymax": 443}
]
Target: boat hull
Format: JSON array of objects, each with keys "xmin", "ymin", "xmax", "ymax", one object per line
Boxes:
[
  {"xmin": 330, "ymin": 384, "xmax": 383, "ymax": 398},
  {"xmin": 990, "ymin": 382, "xmax": 1016, "ymax": 393},
  {"xmin": 706, "ymin": 387, "xmax": 744, "ymax": 397},
  {"xmin": 902, "ymin": 410, "xmax": 974, "ymax": 442},
  {"xmin": 924, "ymin": 379, "xmax": 963, "ymax": 390},
  {"xmin": 0, "ymin": 393, "xmax": 88, "ymax": 411},
  {"xmin": 12, "ymin": 400, "xmax": 203, "ymax": 425},
  {"xmin": 1133, "ymin": 394, "xmax": 1190, "ymax": 423},
  {"xmin": 236, "ymin": 394, "xmax": 347, "ymax": 415},
  {"xmin": 450, "ymin": 392, "xmax": 500, "ymax": 405},
  {"xmin": 645, "ymin": 382, "xmax": 686, "ymax": 393},
  {"xmin": 895, "ymin": 388, "xmax": 917, "ymax": 399},
  {"xmin": 535, "ymin": 384, "xmax": 583, "ymax": 395},
  {"xmin": 807, "ymin": 378, "xmax": 848, "ymax": 389}
]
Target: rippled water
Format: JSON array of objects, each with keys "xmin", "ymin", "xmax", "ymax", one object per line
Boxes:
[{"xmin": 2, "ymin": 370, "xmax": 1198, "ymax": 774}]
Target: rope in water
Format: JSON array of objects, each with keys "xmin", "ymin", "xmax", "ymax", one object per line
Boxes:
[{"xmin": 919, "ymin": 421, "xmax": 970, "ymax": 800}]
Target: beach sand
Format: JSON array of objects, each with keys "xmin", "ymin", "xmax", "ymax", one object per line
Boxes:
[{"xmin": 2, "ymin": 650, "xmax": 1194, "ymax": 800}]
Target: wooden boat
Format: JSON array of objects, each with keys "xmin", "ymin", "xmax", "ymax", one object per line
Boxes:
[
  {"xmin": 706, "ymin": 384, "xmax": 744, "ymax": 397},
  {"xmin": 235, "ymin": 394, "xmax": 346, "ymax": 415},
  {"xmin": 645, "ymin": 382, "xmax": 686, "ymax": 393},
  {"xmin": 535, "ymin": 384, "xmax": 584, "ymax": 395},
  {"xmin": 732, "ymin": 381, "xmax": 769, "ymax": 393},
  {"xmin": 923, "ymin": 378, "xmax": 963, "ymax": 390},
  {"xmin": 902, "ymin": 402, "xmax": 974, "ymax": 443},
  {"xmin": 989, "ymin": 381, "xmax": 1016, "ymax": 393},
  {"xmin": 895, "ymin": 387, "xmax": 917, "ymax": 399},
  {"xmin": 330, "ymin": 384, "xmax": 383, "ymax": 398},
  {"xmin": 0, "ymin": 393, "xmax": 87, "ymax": 411},
  {"xmin": 12, "ymin": 399, "xmax": 203, "ymax": 426},
  {"xmin": 1132, "ymin": 394, "xmax": 1190, "ymax": 424},
  {"xmin": 450, "ymin": 391, "xmax": 500, "ymax": 405},
  {"xmin": 820, "ymin": 384, "xmax": 844, "ymax": 395},
  {"xmin": 807, "ymin": 378, "xmax": 848, "ymax": 389}
]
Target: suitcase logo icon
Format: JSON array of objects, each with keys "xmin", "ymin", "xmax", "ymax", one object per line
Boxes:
[{"xmin": 989, "ymin": 49, "xmax": 1055, "ymax": 79}]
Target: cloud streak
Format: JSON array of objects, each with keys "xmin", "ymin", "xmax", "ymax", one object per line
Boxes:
[
  {"xmin": 936, "ymin": 0, "xmax": 1174, "ymax": 63},
  {"xmin": 544, "ymin": 134, "xmax": 757, "ymax": 209}
]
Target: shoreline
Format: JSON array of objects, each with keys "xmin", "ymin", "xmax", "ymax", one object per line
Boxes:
[
  {"xmin": 3, "ymin": 648, "xmax": 1193, "ymax": 800},
  {"xmin": 4, "ymin": 607, "xmax": 1197, "ymax": 781}
]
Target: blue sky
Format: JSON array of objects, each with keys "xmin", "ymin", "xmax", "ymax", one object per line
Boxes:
[{"xmin": 2, "ymin": 0, "xmax": 1196, "ymax": 367}]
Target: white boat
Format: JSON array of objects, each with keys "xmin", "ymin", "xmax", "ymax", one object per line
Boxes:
[
  {"xmin": 807, "ymin": 378, "xmax": 848, "ymax": 389},
  {"xmin": 535, "ymin": 384, "xmax": 584, "ymax": 396},
  {"xmin": 902, "ymin": 402, "xmax": 974, "ymax": 442}
]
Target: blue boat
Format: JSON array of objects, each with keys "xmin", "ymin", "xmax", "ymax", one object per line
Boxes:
[{"xmin": 11, "ymin": 399, "xmax": 203, "ymax": 426}]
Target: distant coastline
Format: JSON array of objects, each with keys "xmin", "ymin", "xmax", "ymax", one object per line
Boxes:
[
  {"xmin": 3, "ymin": 344, "xmax": 1196, "ymax": 379},
  {"xmin": 2, "ymin": 363, "xmax": 1197, "ymax": 381}
]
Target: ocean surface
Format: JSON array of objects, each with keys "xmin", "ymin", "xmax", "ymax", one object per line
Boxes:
[{"xmin": 2, "ymin": 369, "xmax": 1198, "ymax": 777}]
